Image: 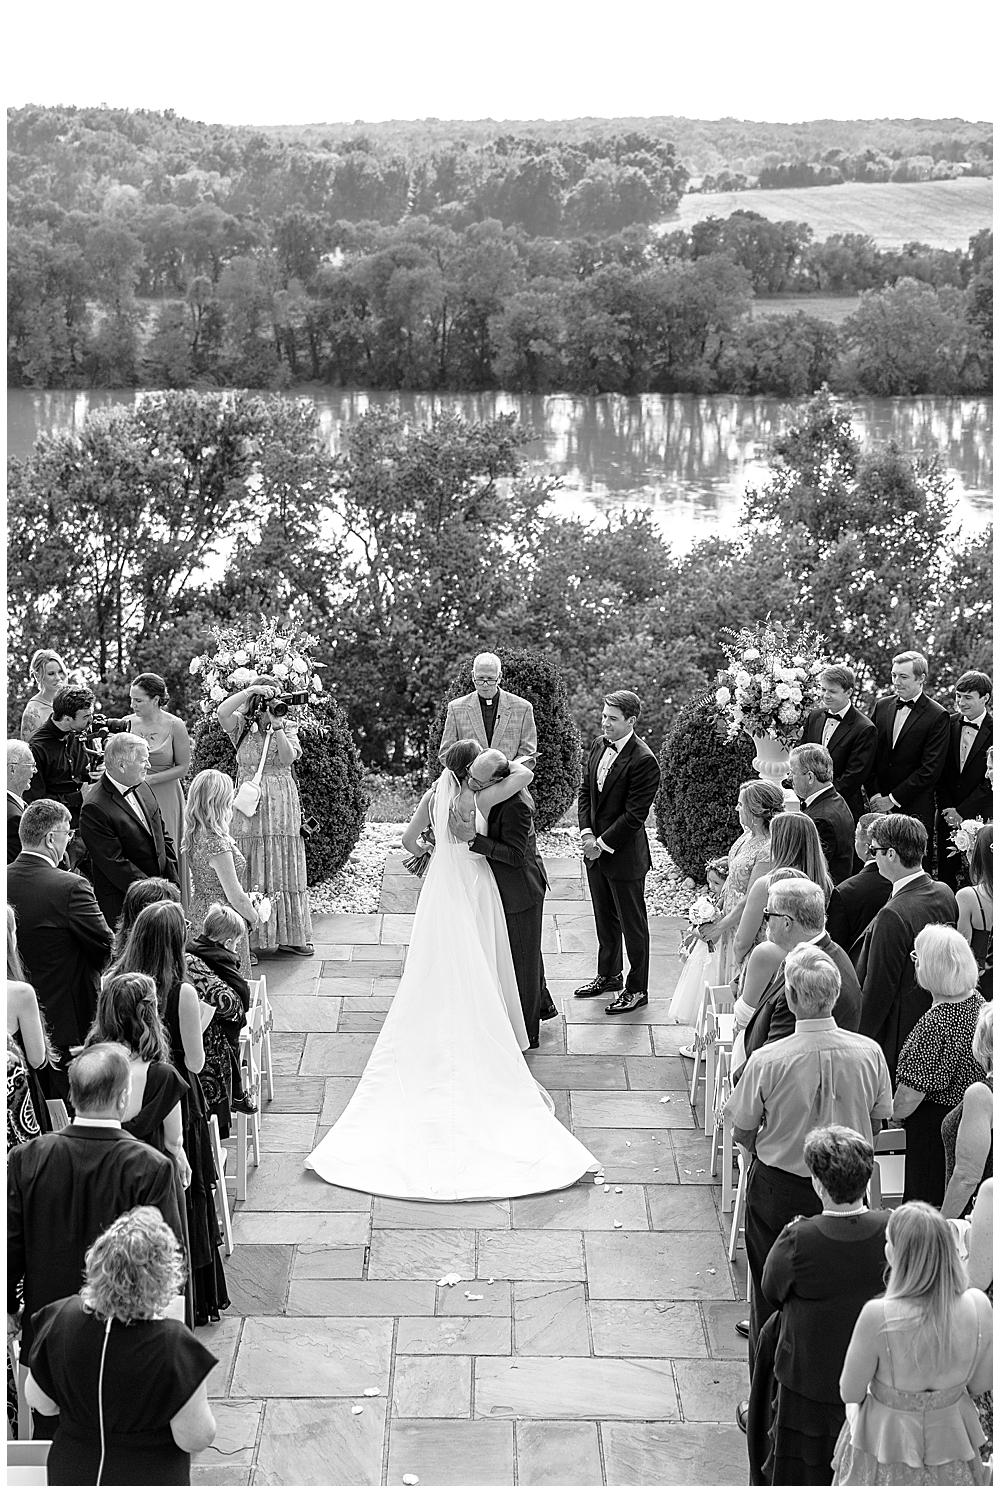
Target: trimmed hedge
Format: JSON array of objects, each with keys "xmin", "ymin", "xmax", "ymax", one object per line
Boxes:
[
  {"xmin": 425, "ymin": 646, "xmax": 580, "ymax": 832},
  {"xmin": 655, "ymin": 692, "xmax": 756, "ymax": 879},
  {"xmin": 189, "ymin": 698, "xmax": 369, "ymax": 885}
]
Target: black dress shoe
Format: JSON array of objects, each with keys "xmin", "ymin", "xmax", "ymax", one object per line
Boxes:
[
  {"xmin": 605, "ymin": 991, "xmax": 648, "ymax": 1015},
  {"xmin": 574, "ymin": 974, "xmax": 623, "ymax": 998},
  {"xmin": 736, "ymin": 1400, "xmax": 749, "ymax": 1434},
  {"xmin": 540, "ymin": 1001, "xmax": 559, "ymax": 1021},
  {"xmin": 735, "ymin": 1318, "xmax": 750, "ymax": 1339},
  {"xmin": 527, "ymin": 1038, "xmax": 540, "ymax": 1049}
]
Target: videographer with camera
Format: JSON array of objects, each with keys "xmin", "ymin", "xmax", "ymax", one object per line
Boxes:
[
  {"xmin": 217, "ymin": 676, "xmax": 314, "ymax": 958},
  {"xmin": 24, "ymin": 685, "xmax": 100, "ymax": 868}
]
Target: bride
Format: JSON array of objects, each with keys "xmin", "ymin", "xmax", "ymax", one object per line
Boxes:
[{"xmin": 305, "ymin": 739, "xmax": 599, "ymax": 1200}]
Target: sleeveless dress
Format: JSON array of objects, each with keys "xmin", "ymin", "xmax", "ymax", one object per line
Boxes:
[
  {"xmin": 718, "ymin": 830, "xmax": 770, "ymax": 983},
  {"xmin": 135, "ymin": 723, "xmax": 189, "ymax": 909},
  {"xmin": 942, "ymin": 1075, "xmax": 993, "ymax": 1208},
  {"xmin": 20, "ymin": 697, "xmax": 52, "ymax": 741},
  {"xmin": 305, "ymin": 773, "xmax": 599, "ymax": 1200},
  {"xmin": 122, "ymin": 1059, "xmax": 194, "ymax": 1327},
  {"xmin": 968, "ymin": 888, "xmax": 992, "ymax": 1001},
  {"xmin": 228, "ymin": 725, "xmax": 312, "ymax": 952},
  {"xmin": 187, "ymin": 828, "xmax": 252, "ymax": 978},
  {"xmin": 831, "ymin": 1299, "xmax": 989, "ymax": 1484}
]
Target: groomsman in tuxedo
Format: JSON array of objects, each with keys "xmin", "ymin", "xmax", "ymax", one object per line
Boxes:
[
  {"xmin": 79, "ymin": 732, "xmax": 179, "ymax": 927},
  {"xmin": 439, "ymin": 652, "xmax": 537, "ymax": 767},
  {"xmin": 826, "ymin": 813, "xmax": 893, "ymax": 960},
  {"xmin": 801, "ymin": 665, "xmax": 877, "ymax": 823},
  {"xmin": 788, "ymin": 743, "xmax": 856, "ymax": 885},
  {"xmin": 866, "ymin": 650, "xmax": 950, "ymax": 867},
  {"xmin": 575, "ymin": 691, "xmax": 661, "ymax": 1014},
  {"xmin": 936, "ymin": 671, "xmax": 993, "ymax": 888}
]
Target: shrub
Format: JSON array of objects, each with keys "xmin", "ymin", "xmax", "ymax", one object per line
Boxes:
[
  {"xmin": 655, "ymin": 691, "xmax": 755, "ymax": 879},
  {"xmin": 189, "ymin": 698, "xmax": 369, "ymax": 885},
  {"xmin": 425, "ymin": 646, "xmax": 580, "ymax": 831}
]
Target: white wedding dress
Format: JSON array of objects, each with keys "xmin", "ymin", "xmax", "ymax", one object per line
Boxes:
[{"xmin": 305, "ymin": 772, "xmax": 600, "ymax": 1200}]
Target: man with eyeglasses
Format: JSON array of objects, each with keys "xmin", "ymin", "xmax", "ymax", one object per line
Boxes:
[
  {"xmin": 856, "ymin": 814, "xmax": 958, "ymax": 1084},
  {"xmin": 935, "ymin": 670, "xmax": 993, "ymax": 889},
  {"xmin": 439, "ymin": 652, "xmax": 538, "ymax": 769},
  {"xmin": 865, "ymin": 650, "xmax": 949, "ymax": 868},
  {"xmin": 825, "ymin": 813, "xmax": 893, "ymax": 961}
]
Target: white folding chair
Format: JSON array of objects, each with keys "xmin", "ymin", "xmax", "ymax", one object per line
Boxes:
[
  {"xmin": 687, "ymin": 982, "xmax": 713, "ymax": 1107},
  {"xmin": 258, "ymin": 974, "xmax": 274, "ymax": 1103},
  {"xmin": 207, "ymin": 1114, "xmax": 234, "ymax": 1256},
  {"xmin": 7, "ymin": 1439, "xmax": 51, "ymax": 1485},
  {"xmin": 729, "ymin": 1147, "xmax": 749, "ymax": 1263},
  {"xmin": 702, "ymin": 985, "xmax": 736, "ymax": 1137},
  {"xmin": 710, "ymin": 1047, "xmax": 739, "ymax": 1212},
  {"xmin": 870, "ymin": 1127, "xmax": 907, "ymax": 1209},
  {"xmin": 236, "ymin": 994, "xmax": 263, "ymax": 1201}
]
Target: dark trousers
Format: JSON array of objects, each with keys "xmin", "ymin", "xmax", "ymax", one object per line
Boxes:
[
  {"xmin": 745, "ymin": 1158, "xmax": 820, "ymax": 1370},
  {"xmin": 508, "ymin": 901, "xmax": 544, "ymax": 1045},
  {"xmin": 586, "ymin": 861, "xmax": 650, "ymax": 992}
]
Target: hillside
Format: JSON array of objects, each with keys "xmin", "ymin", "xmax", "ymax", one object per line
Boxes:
[{"xmin": 669, "ymin": 178, "xmax": 992, "ymax": 249}]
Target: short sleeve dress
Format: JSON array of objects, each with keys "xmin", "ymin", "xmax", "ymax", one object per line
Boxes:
[
  {"xmin": 187, "ymin": 827, "xmax": 252, "ymax": 977},
  {"xmin": 896, "ymin": 995, "xmax": 986, "ymax": 1207},
  {"xmin": 29, "ymin": 1294, "xmax": 217, "ymax": 1485}
]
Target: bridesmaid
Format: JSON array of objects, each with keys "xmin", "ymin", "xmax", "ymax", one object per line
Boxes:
[
  {"xmin": 121, "ymin": 672, "xmax": 192, "ymax": 907},
  {"xmin": 19, "ymin": 649, "xmax": 68, "ymax": 741}
]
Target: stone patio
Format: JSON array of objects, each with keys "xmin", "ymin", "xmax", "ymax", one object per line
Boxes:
[{"xmin": 194, "ymin": 852, "xmax": 750, "ymax": 1486}]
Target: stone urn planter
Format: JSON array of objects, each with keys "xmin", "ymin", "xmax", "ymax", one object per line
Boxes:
[{"xmin": 750, "ymin": 734, "xmax": 800, "ymax": 811}]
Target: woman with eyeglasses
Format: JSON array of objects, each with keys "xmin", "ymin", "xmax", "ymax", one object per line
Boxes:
[{"xmin": 891, "ymin": 925, "xmax": 986, "ymax": 1207}]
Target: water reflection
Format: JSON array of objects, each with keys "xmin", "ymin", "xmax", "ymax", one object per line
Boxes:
[{"xmin": 7, "ymin": 388, "xmax": 992, "ymax": 548}]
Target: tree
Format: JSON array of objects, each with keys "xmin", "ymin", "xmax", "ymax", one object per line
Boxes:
[{"xmin": 844, "ymin": 279, "xmax": 981, "ymax": 395}]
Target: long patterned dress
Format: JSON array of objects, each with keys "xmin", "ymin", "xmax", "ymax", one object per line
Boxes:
[
  {"xmin": 228, "ymin": 724, "xmax": 312, "ymax": 953},
  {"xmin": 717, "ymin": 830, "xmax": 770, "ymax": 983},
  {"xmin": 188, "ymin": 828, "xmax": 252, "ymax": 978}
]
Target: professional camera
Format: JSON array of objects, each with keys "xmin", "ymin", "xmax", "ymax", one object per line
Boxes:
[
  {"xmin": 247, "ymin": 690, "xmax": 308, "ymax": 720},
  {"xmin": 82, "ymin": 714, "xmax": 128, "ymax": 761}
]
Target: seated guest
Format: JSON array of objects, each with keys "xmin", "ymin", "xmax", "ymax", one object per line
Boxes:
[
  {"xmin": 745, "ymin": 1125, "xmax": 891, "ymax": 1483},
  {"xmin": 891, "ymin": 925, "xmax": 984, "ymax": 1206},
  {"xmin": 6, "ymin": 904, "xmax": 55, "ymax": 1147},
  {"xmin": 112, "ymin": 876, "xmax": 184, "ymax": 960},
  {"xmin": 7, "ymin": 800, "xmax": 114, "ymax": 1093},
  {"xmin": 724, "ymin": 943, "xmax": 892, "ymax": 1367},
  {"xmin": 801, "ymin": 665, "xmax": 878, "ymax": 823},
  {"xmin": 7, "ymin": 1043, "xmax": 185, "ymax": 1429},
  {"xmin": 23, "ymin": 684, "xmax": 95, "ymax": 828},
  {"xmin": 19, "ymin": 649, "xmax": 69, "ymax": 743},
  {"xmin": 942, "ymin": 1003, "xmax": 993, "ymax": 1220},
  {"xmin": 26, "ymin": 1206, "xmax": 216, "ymax": 1485},
  {"xmin": 789, "ymin": 743, "xmax": 856, "ymax": 885},
  {"xmin": 7, "ymin": 740, "xmax": 36, "ymax": 864},
  {"xmin": 825, "ymin": 813, "xmax": 892, "ymax": 959},
  {"xmin": 79, "ymin": 731, "xmax": 180, "ymax": 927},
  {"xmin": 937, "ymin": 671, "xmax": 992, "ymax": 888},
  {"xmin": 956, "ymin": 822, "xmax": 992, "ymax": 1001}
]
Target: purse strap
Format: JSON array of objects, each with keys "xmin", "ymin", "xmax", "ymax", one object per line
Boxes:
[{"xmin": 250, "ymin": 727, "xmax": 273, "ymax": 787}]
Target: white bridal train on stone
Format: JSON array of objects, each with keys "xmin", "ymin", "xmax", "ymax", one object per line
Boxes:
[{"xmin": 305, "ymin": 771, "xmax": 599, "ymax": 1200}]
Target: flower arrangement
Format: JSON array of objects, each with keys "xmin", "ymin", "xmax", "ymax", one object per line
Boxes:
[
  {"xmin": 714, "ymin": 619, "xmax": 828, "ymax": 746},
  {"xmin": 680, "ymin": 893, "xmax": 719, "ymax": 958},
  {"xmin": 188, "ymin": 617, "xmax": 325, "ymax": 718},
  {"xmin": 402, "ymin": 825, "xmax": 435, "ymax": 879},
  {"xmin": 949, "ymin": 817, "xmax": 985, "ymax": 858}
]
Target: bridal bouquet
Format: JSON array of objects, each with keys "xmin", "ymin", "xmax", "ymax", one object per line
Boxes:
[
  {"xmin": 714, "ymin": 618, "xmax": 827, "ymax": 746},
  {"xmin": 949, "ymin": 817, "xmax": 985, "ymax": 857},
  {"xmin": 189, "ymin": 617, "xmax": 325, "ymax": 719},
  {"xmin": 681, "ymin": 894, "xmax": 719, "ymax": 958},
  {"xmin": 403, "ymin": 826, "xmax": 435, "ymax": 878}
]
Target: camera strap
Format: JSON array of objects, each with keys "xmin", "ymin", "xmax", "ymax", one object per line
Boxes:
[{"xmin": 251, "ymin": 728, "xmax": 273, "ymax": 787}]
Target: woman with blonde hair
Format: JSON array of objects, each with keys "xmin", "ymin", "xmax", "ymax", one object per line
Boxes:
[
  {"xmin": 183, "ymin": 768, "xmax": 258, "ymax": 975},
  {"xmin": 6, "ymin": 903, "xmax": 55, "ymax": 1147},
  {"xmin": 693, "ymin": 778, "xmax": 784, "ymax": 984},
  {"xmin": 833, "ymin": 1201, "xmax": 991, "ymax": 1484},
  {"xmin": 732, "ymin": 811, "xmax": 834, "ymax": 968},
  {"xmin": 892, "ymin": 925, "xmax": 985, "ymax": 1206},
  {"xmin": 19, "ymin": 649, "xmax": 68, "ymax": 741},
  {"xmin": 25, "ymin": 1206, "xmax": 216, "ymax": 1484}
]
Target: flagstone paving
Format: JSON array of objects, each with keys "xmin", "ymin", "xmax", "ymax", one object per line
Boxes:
[{"xmin": 194, "ymin": 854, "xmax": 750, "ymax": 1486}]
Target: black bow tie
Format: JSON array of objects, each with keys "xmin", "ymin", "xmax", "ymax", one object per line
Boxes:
[
  {"xmin": 963, "ymin": 718, "xmax": 980, "ymax": 729},
  {"xmin": 895, "ymin": 700, "xmax": 912, "ymax": 713},
  {"xmin": 824, "ymin": 711, "xmax": 843, "ymax": 721},
  {"xmin": 602, "ymin": 738, "xmax": 619, "ymax": 752}
]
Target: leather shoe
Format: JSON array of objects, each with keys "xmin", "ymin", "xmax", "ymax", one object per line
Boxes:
[
  {"xmin": 574, "ymin": 974, "xmax": 623, "ymax": 998},
  {"xmin": 736, "ymin": 1400, "xmax": 749, "ymax": 1434},
  {"xmin": 527, "ymin": 1038, "xmax": 540, "ymax": 1049},
  {"xmin": 735, "ymin": 1319, "xmax": 750, "ymax": 1339},
  {"xmin": 605, "ymin": 991, "xmax": 649, "ymax": 1015},
  {"xmin": 540, "ymin": 1001, "xmax": 559, "ymax": 1021}
]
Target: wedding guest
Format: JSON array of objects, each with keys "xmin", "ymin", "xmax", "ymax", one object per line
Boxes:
[
  {"xmin": 23, "ymin": 684, "xmax": 95, "ymax": 829},
  {"xmin": 832, "ymin": 1202, "xmax": 991, "ymax": 1485},
  {"xmin": 866, "ymin": 649, "xmax": 950, "ymax": 866},
  {"xmin": 184, "ymin": 769, "xmax": 260, "ymax": 976},
  {"xmin": 117, "ymin": 673, "xmax": 193, "ymax": 906},
  {"xmin": 7, "ymin": 800, "xmax": 114, "ymax": 1093},
  {"xmin": 891, "ymin": 925, "xmax": 984, "ymax": 1205},
  {"xmin": 6, "ymin": 905, "xmax": 54, "ymax": 1148},
  {"xmin": 692, "ymin": 780, "xmax": 784, "ymax": 987},
  {"xmin": 439, "ymin": 651, "xmax": 537, "ymax": 767},
  {"xmin": 789, "ymin": 742, "xmax": 856, "ymax": 884},
  {"xmin": 188, "ymin": 903, "xmax": 252, "ymax": 1013},
  {"xmin": 19, "ymin": 649, "xmax": 68, "ymax": 742},
  {"xmin": 79, "ymin": 732, "xmax": 180, "ymax": 927},
  {"xmin": 7, "ymin": 740, "xmax": 36, "ymax": 863},
  {"xmin": 800, "ymin": 665, "xmax": 877, "ymax": 823},
  {"xmin": 574, "ymin": 691, "xmax": 661, "ymax": 1014},
  {"xmin": 112, "ymin": 876, "xmax": 183, "ymax": 959},
  {"xmin": 731, "ymin": 812, "xmax": 833, "ymax": 970},
  {"xmin": 825, "ymin": 813, "xmax": 892, "ymax": 960},
  {"xmin": 941, "ymin": 1003, "xmax": 993, "ymax": 1219},
  {"xmin": 956, "ymin": 822, "xmax": 992, "ymax": 1000},
  {"xmin": 217, "ymin": 679, "xmax": 313, "ymax": 958},
  {"xmin": 25, "ymin": 1207, "xmax": 216, "ymax": 1485},
  {"xmin": 856, "ymin": 814, "xmax": 959, "ymax": 1084},
  {"xmin": 937, "ymin": 671, "xmax": 993, "ymax": 888}
]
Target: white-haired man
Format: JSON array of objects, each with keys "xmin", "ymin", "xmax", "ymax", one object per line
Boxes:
[
  {"xmin": 79, "ymin": 732, "xmax": 179, "ymax": 926},
  {"xmin": 439, "ymin": 653, "xmax": 537, "ymax": 768},
  {"xmin": 7, "ymin": 739, "xmax": 36, "ymax": 863}
]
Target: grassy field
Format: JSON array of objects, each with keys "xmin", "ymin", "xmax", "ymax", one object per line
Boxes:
[
  {"xmin": 752, "ymin": 295, "xmax": 860, "ymax": 324},
  {"xmin": 668, "ymin": 178, "xmax": 992, "ymax": 249}
]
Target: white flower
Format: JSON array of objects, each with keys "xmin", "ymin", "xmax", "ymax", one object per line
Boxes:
[
  {"xmin": 735, "ymin": 670, "xmax": 752, "ymax": 688},
  {"xmin": 273, "ymin": 637, "xmax": 287, "ymax": 654},
  {"xmin": 715, "ymin": 686, "xmax": 732, "ymax": 706},
  {"xmin": 233, "ymin": 650, "xmax": 249, "ymax": 666},
  {"xmin": 788, "ymin": 685, "xmax": 803, "ymax": 703},
  {"xmin": 291, "ymin": 654, "xmax": 309, "ymax": 674},
  {"xmin": 792, "ymin": 668, "xmax": 806, "ymax": 680},
  {"xmin": 230, "ymin": 668, "xmax": 254, "ymax": 688},
  {"xmin": 273, "ymin": 662, "xmax": 289, "ymax": 679},
  {"xmin": 778, "ymin": 702, "xmax": 797, "ymax": 723},
  {"xmin": 189, "ymin": 656, "xmax": 202, "ymax": 675},
  {"xmin": 689, "ymin": 895, "xmax": 717, "ymax": 924},
  {"xmin": 743, "ymin": 648, "xmax": 760, "ymax": 661},
  {"xmin": 774, "ymin": 683, "xmax": 791, "ymax": 700},
  {"xmin": 209, "ymin": 684, "xmax": 226, "ymax": 702},
  {"xmin": 215, "ymin": 649, "xmax": 232, "ymax": 667},
  {"xmin": 792, "ymin": 655, "xmax": 806, "ymax": 667},
  {"xmin": 811, "ymin": 660, "xmax": 826, "ymax": 674},
  {"xmin": 311, "ymin": 674, "xmax": 322, "ymax": 692}
]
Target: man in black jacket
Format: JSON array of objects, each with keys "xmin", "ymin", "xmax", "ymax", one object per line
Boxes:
[
  {"xmin": 789, "ymin": 743, "xmax": 856, "ymax": 885},
  {"xmin": 866, "ymin": 650, "xmax": 950, "ymax": 867},
  {"xmin": 825, "ymin": 813, "xmax": 893, "ymax": 959},
  {"xmin": 800, "ymin": 664, "xmax": 877, "ymax": 823},
  {"xmin": 936, "ymin": 670, "xmax": 993, "ymax": 888},
  {"xmin": 23, "ymin": 684, "xmax": 96, "ymax": 828},
  {"xmin": 7, "ymin": 739, "xmax": 36, "ymax": 864},
  {"xmin": 79, "ymin": 732, "xmax": 179, "ymax": 927},
  {"xmin": 7, "ymin": 799, "xmax": 114, "ymax": 1094},
  {"xmin": 574, "ymin": 690, "xmax": 662, "ymax": 1015}
]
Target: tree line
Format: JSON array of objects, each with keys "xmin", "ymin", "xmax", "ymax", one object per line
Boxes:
[{"xmin": 7, "ymin": 389, "xmax": 992, "ymax": 770}]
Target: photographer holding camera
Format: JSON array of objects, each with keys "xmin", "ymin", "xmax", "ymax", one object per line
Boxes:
[
  {"xmin": 24, "ymin": 685, "xmax": 101, "ymax": 869},
  {"xmin": 217, "ymin": 676, "xmax": 314, "ymax": 958}
]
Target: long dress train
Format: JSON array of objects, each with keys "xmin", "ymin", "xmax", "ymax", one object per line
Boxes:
[{"xmin": 305, "ymin": 772, "xmax": 599, "ymax": 1200}]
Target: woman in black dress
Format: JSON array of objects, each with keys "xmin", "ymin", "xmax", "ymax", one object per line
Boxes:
[
  {"xmin": 111, "ymin": 902, "xmax": 230, "ymax": 1325},
  {"xmin": 747, "ymin": 1125, "xmax": 890, "ymax": 1485},
  {"xmin": 25, "ymin": 1205, "xmax": 216, "ymax": 1485},
  {"xmin": 893, "ymin": 924, "xmax": 986, "ymax": 1206}
]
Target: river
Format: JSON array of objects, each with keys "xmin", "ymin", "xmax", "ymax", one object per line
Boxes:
[{"xmin": 7, "ymin": 389, "xmax": 992, "ymax": 548}]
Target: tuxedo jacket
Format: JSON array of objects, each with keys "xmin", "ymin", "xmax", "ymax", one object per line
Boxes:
[
  {"xmin": 577, "ymin": 733, "xmax": 661, "ymax": 882},
  {"xmin": 7, "ymin": 1124, "xmax": 184, "ymax": 1359},
  {"xmin": 865, "ymin": 692, "xmax": 950, "ymax": 827},
  {"xmin": 470, "ymin": 793, "xmax": 548, "ymax": 916},
  {"xmin": 439, "ymin": 689, "xmax": 537, "ymax": 767},
  {"xmin": 802, "ymin": 785, "xmax": 856, "ymax": 885},
  {"xmin": 6, "ymin": 853, "xmax": 114, "ymax": 1049},
  {"xmin": 801, "ymin": 704, "xmax": 877, "ymax": 821},
  {"xmin": 7, "ymin": 792, "xmax": 24, "ymax": 864},
  {"xmin": 856, "ymin": 872, "xmax": 958, "ymax": 1080},
  {"xmin": 79, "ymin": 773, "xmax": 179, "ymax": 927},
  {"xmin": 826, "ymin": 861, "xmax": 892, "ymax": 959},
  {"xmin": 738, "ymin": 933, "xmax": 863, "ymax": 1073},
  {"xmin": 936, "ymin": 710, "xmax": 993, "ymax": 820}
]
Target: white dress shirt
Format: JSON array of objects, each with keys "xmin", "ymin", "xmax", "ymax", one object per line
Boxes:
[
  {"xmin": 890, "ymin": 870, "xmax": 926, "ymax": 897},
  {"xmin": 106, "ymin": 773, "xmax": 151, "ymax": 836},
  {"xmin": 960, "ymin": 710, "xmax": 987, "ymax": 770},
  {"xmin": 891, "ymin": 693, "xmax": 921, "ymax": 748},
  {"xmin": 821, "ymin": 707, "xmax": 849, "ymax": 748},
  {"xmin": 593, "ymin": 729, "xmax": 634, "ymax": 855}
]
